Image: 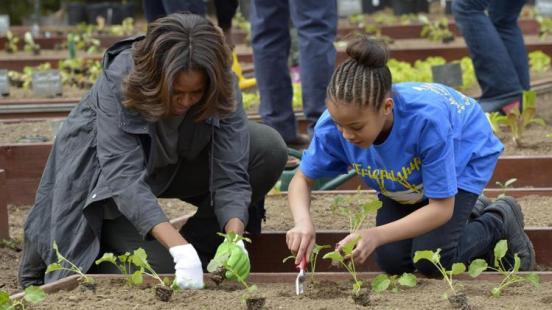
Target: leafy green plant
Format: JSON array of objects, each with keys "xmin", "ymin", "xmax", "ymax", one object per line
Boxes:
[
  {"xmin": 207, "ymin": 232, "xmax": 258, "ymax": 302},
  {"xmin": 0, "ymin": 286, "xmax": 46, "ymax": 310},
  {"xmin": 503, "ymin": 90, "xmax": 546, "ymax": 147},
  {"xmin": 495, "ymin": 178, "xmax": 517, "ymax": 198},
  {"xmin": 23, "ymin": 32, "xmax": 40, "ymax": 55},
  {"xmin": 46, "ymin": 241, "xmax": 95, "ymax": 286},
  {"xmin": 5, "ymin": 31, "xmax": 19, "ymax": 53},
  {"xmin": 127, "ymin": 248, "xmax": 173, "ymax": 289},
  {"xmin": 529, "ymin": 50, "xmax": 551, "ymax": 73},
  {"xmin": 322, "ymin": 236, "xmax": 363, "ymax": 295},
  {"xmin": 537, "ymin": 15, "xmax": 552, "ymax": 40},
  {"xmin": 371, "ymin": 272, "xmax": 417, "ymax": 293},
  {"xmin": 108, "ymin": 17, "xmax": 135, "ymax": 36},
  {"xmin": 419, "ymin": 15, "xmax": 454, "ymax": 43},
  {"xmin": 486, "ymin": 112, "xmax": 508, "ymax": 134},
  {"xmin": 465, "ymin": 240, "xmax": 539, "ymax": 297},
  {"xmin": 283, "ymin": 243, "xmax": 332, "ymax": 282},
  {"xmin": 292, "ymin": 83, "xmax": 302, "ymax": 110},
  {"xmin": 413, "ymin": 249, "xmax": 466, "ymax": 299},
  {"xmin": 95, "ymin": 251, "xmax": 145, "ymax": 287},
  {"xmin": 330, "ymin": 194, "xmax": 382, "ymax": 233},
  {"xmin": 241, "ymin": 91, "xmax": 259, "ymax": 112}
]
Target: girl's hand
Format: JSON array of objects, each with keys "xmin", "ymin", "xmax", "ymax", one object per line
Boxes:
[
  {"xmin": 336, "ymin": 228, "xmax": 381, "ymax": 264},
  {"xmin": 286, "ymin": 220, "xmax": 315, "ymax": 265}
]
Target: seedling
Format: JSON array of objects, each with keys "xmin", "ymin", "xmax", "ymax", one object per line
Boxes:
[
  {"xmin": 503, "ymin": 90, "xmax": 546, "ymax": 147},
  {"xmin": 5, "ymin": 31, "xmax": 19, "ymax": 53},
  {"xmin": 484, "ymin": 240, "xmax": 539, "ymax": 297},
  {"xmin": 0, "ymin": 286, "xmax": 46, "ymax": 310},
  {"xmin": 330, "ymin": 194, "xmax": 382, "ymax": 233},
  {"xmin": 419, "ymin": 15, "xmax": 454, "ymax": 43},
  {"xmin": 495, "ymin": 178, "xmax": 517, "ymax": 198},
  {"xmin": 486, "ymin": 112, "xmax": 508, "ymax": 134},
  {"xmin": 207, "ymin": 232, "xmax": 261, "ymax": 308},
  {"xmin": 95, "ymin": 252, "xmax": 144, "ymax": 287},
  {"xmin": 537, "ymin": 15, "xmax": 552, "ymax": 39},
  {"xmin": 371, "ymin": 272, "xmax": 417, "ymax": 293},
  {"xmin": 413, "ymin": 249, "xmax": 486, "ymax": 308},
  {"xmin": 529, "ymin": 51, "xmax": 551, "ymax": 73},
  {"xmin": 46, "ymin": 241, "xmax": 95, "ymax": 290},
  {"xmin": 23, "ymin": 32, "xmax": 40, "ymax": 55},
  {"xmin": 124, "ymin": 248, "xmax": 176, "ymax": 301},
  {"xmin": 282, "ymin": 243, "xmax": 332, "ymax": 282}
]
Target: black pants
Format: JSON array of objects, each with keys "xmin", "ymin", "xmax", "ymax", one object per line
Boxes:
[
  {"xmin": 375, "ymin": 190, "xmax": 503, "ymax": 276},
  {"xmin": 92, "ymin": 121, "xmax": 287, "ymax": 273}
]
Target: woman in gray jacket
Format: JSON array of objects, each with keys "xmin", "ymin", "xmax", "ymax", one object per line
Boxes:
[{"xmin": 19, "ymin": 13, "xmax": 287, "ymax": 289}]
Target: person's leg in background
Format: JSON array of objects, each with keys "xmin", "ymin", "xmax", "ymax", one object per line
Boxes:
[
  {"xmin": 161, "ymin": 0, "xmax": 206, "ymax": 16},
  {"xmin": 290, "ymin": 0, "xmax": 337, "ymax": 135},
  {"xmin": 251, "ymin": 0, "xmax": 306, "ymax": 146},
  {"xmin": 143, "ymin": 0, "xmax": 167, "ymax": 22},
  {"xmin": 214, "ymin": 0, "xmax": 239, "ymax": 48},
  {"xmin": 452, "ymin": 0, "xmax": 527, "ymax": 113}
]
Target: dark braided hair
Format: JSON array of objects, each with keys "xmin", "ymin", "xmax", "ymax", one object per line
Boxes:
[{"xmin": 327, "ymin": 35, "xmax": 392, "ymax": 111}]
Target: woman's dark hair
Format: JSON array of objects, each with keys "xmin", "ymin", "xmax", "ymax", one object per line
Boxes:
[
  {"xmin": 123, "ymin": 13, "xmax": 234, "ymax": 121},
  {"xmin": 326, "ymin": 35, "xmax": 392, "ymax": 111}
]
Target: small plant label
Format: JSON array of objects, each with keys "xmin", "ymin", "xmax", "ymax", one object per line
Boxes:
[
  {"xmin": 0, "ymin": 15, "xmax": 9, "ymax": 36},
  {"xmin": 0, "ymin": 69, "xmax": 9, "ymax": 96},
  {"xmin": 431, "ymin": 63, "xmax": 463, "ymax": 88},
  {"xmin": 32, "ymin": 70, "xmax": 63, "ymax": 97}
]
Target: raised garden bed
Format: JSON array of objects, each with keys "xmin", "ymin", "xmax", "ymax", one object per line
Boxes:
[
  {"xmin": 7, "ymin": 272, "xmax": 552, "ymax": 309},
  {"xmin": 0, "ymin": 50, "xmax": 102, "ymax": 71}
]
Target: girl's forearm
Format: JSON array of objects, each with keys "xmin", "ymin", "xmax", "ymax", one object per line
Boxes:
[
  {"xmin": 288, "ymin": 171, "xmax": 314, "ymax": 225},
  {"xmin": 371, "ymin": 197, "xmax": 455, "ymax": 247},
  {"xmin": 151, "ymin": 222, "xmax": 188, "ymax": 249}
]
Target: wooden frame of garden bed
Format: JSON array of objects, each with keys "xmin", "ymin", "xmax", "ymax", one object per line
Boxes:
[{"xmin": 9, "ymin": 271, "xmax": 552, "ymax": 300}]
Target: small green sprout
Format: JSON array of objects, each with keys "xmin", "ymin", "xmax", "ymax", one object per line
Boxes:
[
  {"xmin": 5, "ymin": 31, "xmax": 19, "ymax": 53},
  {"xmin": 0, "ymin": 286, "xmax": 46, "ymax": 310},
  {"xmin": 95, "ymin": 251, "xmax": 144, "ymax": 287},
  {"xmin": 282, "ymin": 243, "xmax": 332, "ymax": 282},
  {"xmin": 46, "ymin": 241, "xmax": 94, "ymax": 285},
  {"xmin": 495, "ymin": 178, "xmax": 517, "ymax": 198},
  {"xmin": 413, "ymin": 249, "xmax": 465, "ymax": 298},
  {"xmin": 419, "ymin": 15, "xmax": 454, "ymax": 43},
  {"xmin": 322, "ymin": 236, "xmax": 363, "ymax": 295},
  {"xmin": 371, "ymin": 272, "xmax": 417, "ymax": 293},
  {"xmin": 23, "ymin": 32, "xmax": 40, "ymax": 55},
  {"xmin": 504, "ymin": 90, "xmax": 546, "ymax": 147},
  {"xmin": 486, "ymin": 112, "xmax": 508, "ymax": 134}
]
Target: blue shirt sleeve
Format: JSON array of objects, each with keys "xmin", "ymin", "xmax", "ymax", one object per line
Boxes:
[
  {"xmin": 419, "ymin": 119, "xmax": 458, "ymax": 199},
  {"xmin": 299, "ymin": 128, "xmax": 349, "ymax": 180}
]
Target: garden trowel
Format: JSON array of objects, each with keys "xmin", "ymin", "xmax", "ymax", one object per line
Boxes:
[{"xmin": 295, "ymin": 256, "xmax": 307, "ymax": 295}]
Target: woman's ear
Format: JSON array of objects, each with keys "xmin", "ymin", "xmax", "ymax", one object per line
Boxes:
[{"xmin": 383, "ymin": 97, "xmax": 394, "ymax": 116}]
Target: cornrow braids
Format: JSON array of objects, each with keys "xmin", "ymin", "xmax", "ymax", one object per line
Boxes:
[{"xmin": 327, "ymin": 36, "xmax": 392, "ymax": 111}]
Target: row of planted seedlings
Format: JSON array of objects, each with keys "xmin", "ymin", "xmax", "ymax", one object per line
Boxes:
[{"xmin": 3, "ymin": 192, "xmax": 549, "ymax": 309}]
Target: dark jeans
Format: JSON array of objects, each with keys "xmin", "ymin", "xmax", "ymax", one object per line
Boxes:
[
  {"xmin": 250, "ymin": 0, "xmax": 337, "ymax": 140},
  {"xmin": 452, "ymin": 0, "xmax": 529, "ymax": 112},
  {"xmin": 91, "ymin": 122, "xmax": 287, "ymax": 274},
  {"xmin": 375, "ymin": 190, "xmax": 503, "ymax": 276},
  {"xmin": 143, "ymin": 0, "xmax": 238, "ymax": 31}
]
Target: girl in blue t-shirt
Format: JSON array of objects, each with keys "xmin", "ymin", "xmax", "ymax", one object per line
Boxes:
[{"xmin": 286, "ymin": 36, "xmax": 535, "ymax": 275}]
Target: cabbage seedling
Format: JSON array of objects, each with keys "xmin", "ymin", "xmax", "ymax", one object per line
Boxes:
[
  {"xmin": 371, "ymin": 272, "xmax": 417, "ymax": 293},
  {"xmin": 46, "ymin": 241, "xmax": 95, "ymax": 289},
  {"xmin": 0, "ymin": 286, "xmax": 46, "ymax": 310},
  {"xmin": 283, "ymin": 243, "xmax": 332, "ymax": 283},
  {"xmin": 323, "ymin": 236, "xmax": 363, "ymax": 295},
  {"xmin": 95, "ymin": 251, "xmax": 144, "ymax": 287}
]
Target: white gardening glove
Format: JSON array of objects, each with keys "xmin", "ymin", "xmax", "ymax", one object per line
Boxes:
[{"xmin": 169, "ymin": 244, "xmax": 204, "ymax": 289}]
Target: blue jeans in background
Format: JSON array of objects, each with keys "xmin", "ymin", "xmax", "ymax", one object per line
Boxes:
[
  {"xmin": 143, "ymin": 0, "xmax": 206, "ymax": 22},
  {"xmin": 452, "ymin": 0, "xmax": 529, "ymax": 112},
  {"xmin": 375, "ymin": 190, "xmax": 503, "ymax": 276},
  {"xmin": 250, "ymin": 0, "xmax": 337, "ymax": 141}
]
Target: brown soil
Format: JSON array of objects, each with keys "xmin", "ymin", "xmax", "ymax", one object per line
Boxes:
[{"xmin": 21, "ymin": 276, "xmax": 552, "ymax": 309}]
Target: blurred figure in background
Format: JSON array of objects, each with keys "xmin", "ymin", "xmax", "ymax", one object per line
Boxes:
[{"xmin": 452, "ymin": 0, "xmax": 530, "ymax": 113}]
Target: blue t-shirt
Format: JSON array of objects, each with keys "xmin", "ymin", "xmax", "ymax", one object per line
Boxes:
[{"xmin": 300, "ymin": 82, "xmax": 504, "ymax": 204}]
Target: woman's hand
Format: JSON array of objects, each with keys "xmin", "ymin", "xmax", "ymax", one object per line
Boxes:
[
  {"xmin": 286, "ymin": 220, "xmax": 316, "ymax": 265},
  {"xmin": 336, "ymin": 228, "xmax": 382, "ymax": 264}
]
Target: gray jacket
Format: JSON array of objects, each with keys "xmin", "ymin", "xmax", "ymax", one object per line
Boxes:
[{"xmin": 23, "ymin": 36, "xmax": 251, "ymax": 283}]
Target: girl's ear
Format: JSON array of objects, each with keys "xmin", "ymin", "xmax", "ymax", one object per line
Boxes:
[{"xmin": 383, "ymin": 98, "xmax": 394, "ymax": 116}]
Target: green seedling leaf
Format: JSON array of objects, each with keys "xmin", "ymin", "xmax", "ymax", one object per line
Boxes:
[
  {"xmin": 131, "ymin": 248, "xmax": 151, "ymax": 270},
  {"xmin": 413, "ymin": 250, "xmax": 435, "ymax": 263},
  {"xmin": 95, "ymin": 253, "xmax": 117, "ymax": 265},
  {"xmin": 312, "ymin": 244, "xmax": 331, "ymax": 255},
  {"xmin": 468, "ymin": 259, "xmax": 488, "ymax": 277},
  {"xmin": 207, "ymin": 252, "xmax": 230, "ymax": 273},
  {"xmin": 494, "ymin": 240, "xmax": 508, "ymax": 267},
  {"xmin": 526, "ymin": 273, "xmax": 540, "ymax": 287},
  {"xmin": 450, "ymin": 263, "xmax": 466, "ymax": 276},
  {"xmin": 45, "ymin": 263, "xmax": 63, "ymax": 273},
  {"xmin": 24, "ymin": 286, "xmax": 46, "ymax": 304},
  {"xmin": 282, "ymin": 255, "xmax": 295, "ymax": 264},
  {"xmin": 371, "ymin": 274, "xmax": 391, "ymax": 293},
  {"xmin": 118, "ymin": 252, "xmax": 131, "ymax": 264},
  {"xmin": 398, "ymin": 273, "xmax": 417, "ymax": 288},
  {"xmin": 246, "ymin": 284, "xmax": 258, "ymax": 293},
  {"xmin": 341, "ymin": 236, "xmax": 361, "ymax": 255},
  {"xmin": 322, "ymin": 250, "xmax": 344, "ymax": 265},
  {"xmin": 362, "ymin": 200, "xmax": 383, "ymax": 214},
  {"xmin": 491, "ymin": 287, "xmax": 501, "ymax": 297},
  {"xmin": 0, "ymin": 290, "xmax": 10, "ymax": 306},
  {"xmin": 130, "ymin": 270, "xmax": 144, "ymax": 286},
  {"xmin": 513, "ymin": 254, "xmax": 521, "ymax": 273},
  {"xmin": 353, "ymin": 281, "xmax": 363, "ymax": 294}
]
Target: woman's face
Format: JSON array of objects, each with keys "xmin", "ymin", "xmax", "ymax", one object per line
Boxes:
[
  {"xmin": 326, "ymin": 98, "xmax": 393, "ymax": 148},
  {"xmin": 170, "ymin": 69, "xmax": 207, "ymax": 116}
]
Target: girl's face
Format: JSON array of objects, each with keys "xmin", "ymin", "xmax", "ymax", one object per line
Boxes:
[
  {"xmin": 326, "ymin": 97, "xmax": 394, "ymax": 148},
  {"xmin": 170, "ymin": 69, "xmax": 207, "ymax": 116}
]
